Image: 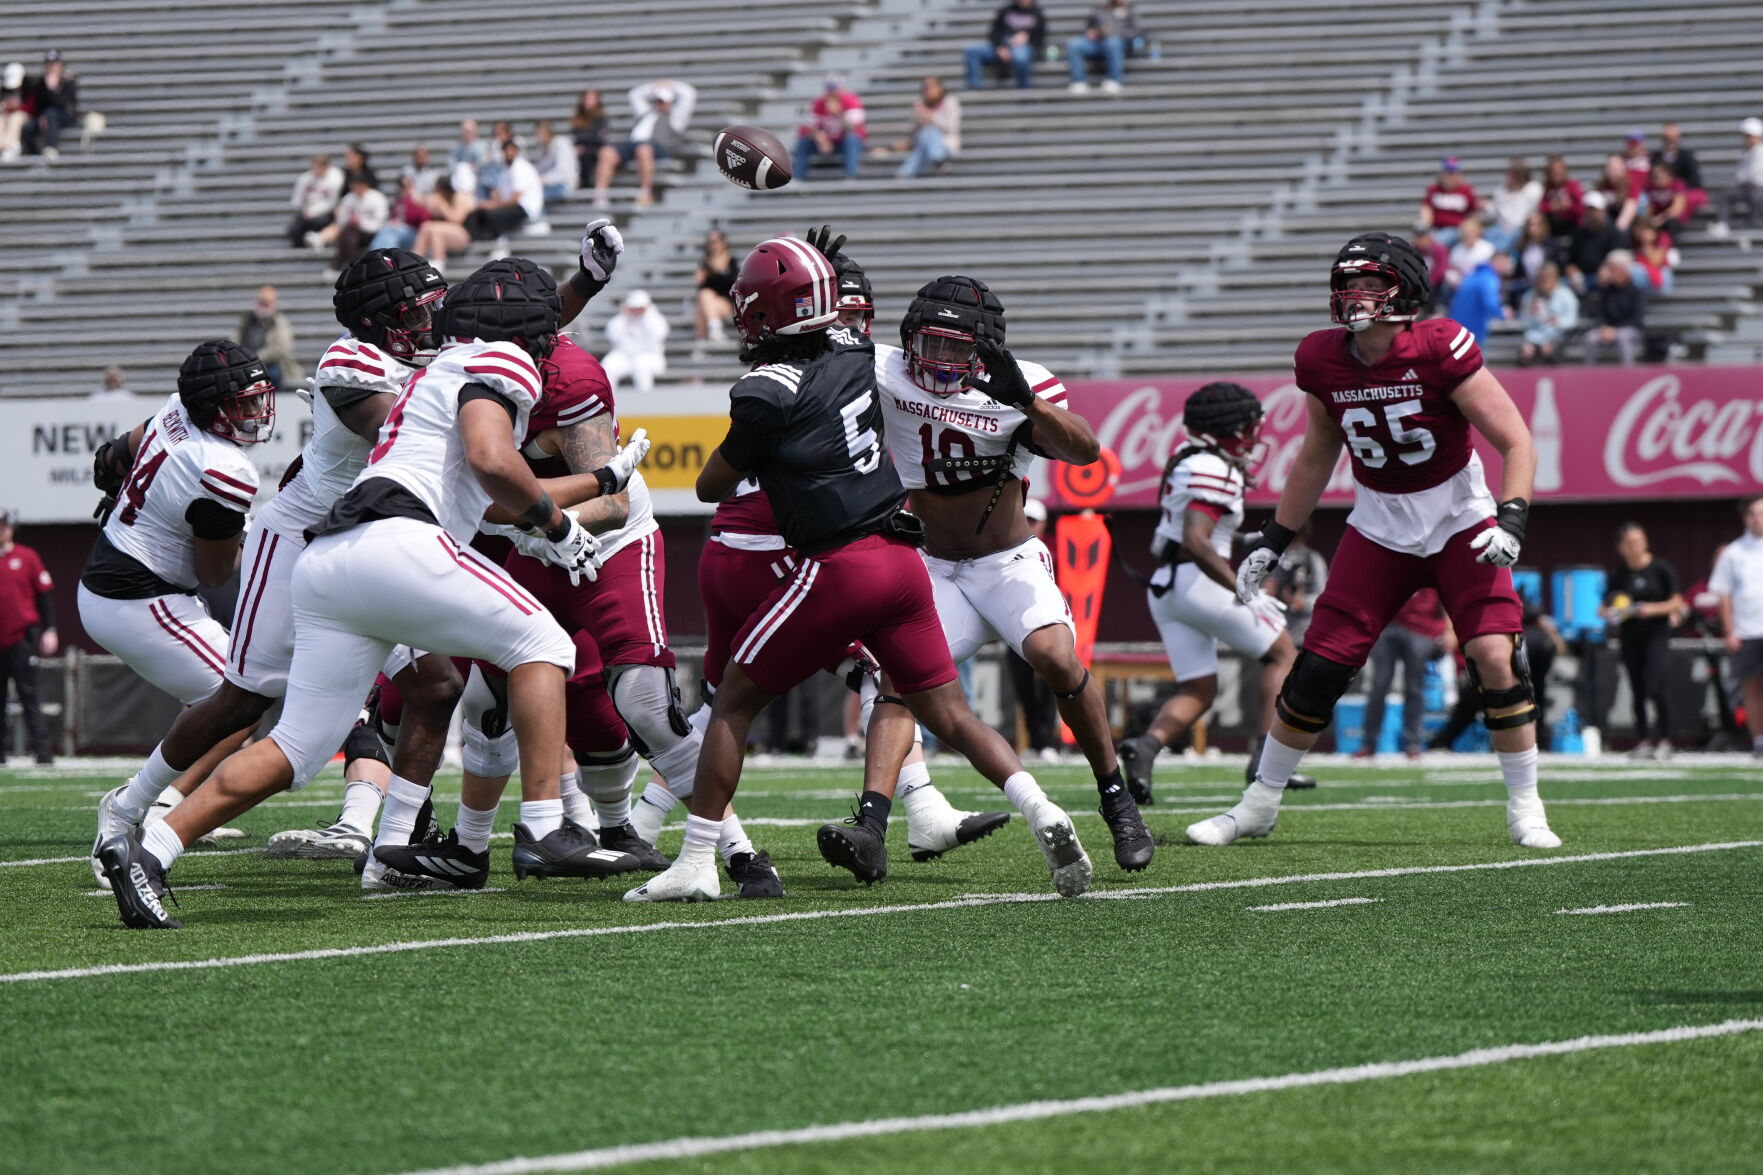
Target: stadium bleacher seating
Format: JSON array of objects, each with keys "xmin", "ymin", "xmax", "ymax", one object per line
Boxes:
[{"xmin": 3, "ymin": 0, "xmax": 1761, "ymax": 396}]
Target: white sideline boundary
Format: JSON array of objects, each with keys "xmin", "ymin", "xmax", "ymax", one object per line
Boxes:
[
  {"xmin": 1249, "ymin": 897, "xmax": 1381, "ymax": 912},
  {"xmin": 5, "ymin": 840, "xmax": 1757, "ymax": 986},
  {"xmin": 395, "ymin": 1019, "xmax": 1763, "ymax": 1175},
  {"xmin": 1557, "ymin": 902, "xmax": 1690, "ymax": 915}
]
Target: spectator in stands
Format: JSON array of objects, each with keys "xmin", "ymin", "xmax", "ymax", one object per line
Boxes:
[
  {"xmin": 792, "ymin": 78, "xmax": 867, "ymax": 181},
  {"xmin": 1444, "ymin": 215, "xmax": 1494, "ymax": 289},
  {"xmin": 412, "ymin": 176, "xmax": 475, "ymax": 274},
  {"xmin": 1712, "ymin": 117, "xmax": 1763, "ymax": 240},
  {"xmin": 1416, "ymin": 157, "xmax": 1476, "ymax": 246},
  {"xmin": 343, "ymin": 142, "xmax": 371, "ymax": 181},
  {"xmin": 478, "ymin": 122, "xmax": 514, "ymax": 198},
  {"xmin": 22, "ymin": 50, "xmax": 77, "ymax": 160},
  {"xmin": 1565, "ymin": 191, "xmax": 1623, "ymax": 294},
  {"xmin": 1652, "ymin": 122, "xmax": 1706, "ymax": 218},
  {"xmin": 286, "ymin": 153, "xmax": 344, "ymax": 247},
  {"xmin": 1711, "ymin": 495, "xmax": 1763, "ymax": 759},
  {"xmin": 1621, "ymin": 129, "xmax": 1653, "ymax": 199},
  {"xmin": 1067, "ymin": 1, "xmax": 1141, "ymax": 94},
  {"xmin": 0, "ymin": 63, "xmax": 26, "ymax": 164},
  {"xmin": 592, "ymin": 79, "xmax": 698, "ymax": 208},
  {"xmin": 313, "ymin": 170, "xmax": 390, "ymax": 275},
  {"xmin": 965, "ymin": 0, "xmax": 1048, "ymax": 90},
  {"xmin": 569, "ymin": 88, "xmax": 608, "ymax": 189},
  {"xmin": 1585, "ymin": 250, "xmax": 1646, "ymax": 366},
  {"xmin": 602, "ymin": 289, "xmax": 670, "ymax": 395},
  {"xmin": 1448, "ymin": 252, "xmax": 1507, "ymax": 344},
  {"xmin": 467, "ymin": 138, "xmax": 543, "ymax": 240},
  {"xmin": 1601, "ymin": 522, "xmax": 1683, "ymax": 758},
  {"xmin": 531, "ymin": 120, "xmax": 578, "ymax": 202},
  {"xmin": 1410, "ymin": 225, "xmax": 1448, "ymax": 312},
  {"xmin": 1636, "ymin": 159, "xmax": 1689, "ymax": 237},
  {"xmin": 1509, "ymin": 210, "xmax": 1559, "ymax": 309},
  {"xmin": 1518, "ymin": 261, "xmax": 1577, "ymax": 365},
  {"xmin": 695, "ymin": 227, "xmax": 738, "ymax": 346},
  {"xmin": 1630, "ymin": 221, "xmax": 1678, "ymax": 295},
  {"xmin": 451, "ymin": 118, "xmax": 491, "ymax": 192},
  {"xmin": 1541, "ymin": 154, "xmax": 1584, "ymax": 241},
  {"xmin": 0, "ymin": 509, "xmax": 59, "ymax": 765},
  {"xmin": 1356, "ymin": 589, "xmax": 1447, "ymax": 760},
  {"xmin": 402, "ymin": 144, "xmax": 440, "ymax": 195},
  {"xmin": 1485, "ymin": 157, "xmax": 1541, "ymax": 252},
  {"xmin": 92, "ymin": 366, "xmax": 133, "ymax": 400},
  {"xmin": 896, "ymin": 77, "xmax": 961, "ymax": 179},
  {"xmin": 238, "ymin": 286, "xmax": 301, "ymax": 391},
  {"xmin": 1597, "ymin": 154, "xmax": 1639, "ymax": 231},
  {"xmin": 370, "ymin": 173, "xmax": 429, "ymax": 251}
]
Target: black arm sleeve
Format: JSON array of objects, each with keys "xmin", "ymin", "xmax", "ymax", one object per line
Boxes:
[
  {"xmin": 321, "ymin": 382, "xmax": 383, "ymax": 411},
  {"xmin": 185, "ymin": 498, "xmax": 248, "ymax": 540},
  {"xmin": 34, "ymin": 590, "xmax": 55, "ymax": 629},
  {"xmin": 458, "ymin": 381, "xmax": 519, "ymax": 425}
]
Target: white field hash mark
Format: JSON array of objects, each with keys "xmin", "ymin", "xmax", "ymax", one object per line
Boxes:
[
  {"xmin": 3, "ymin": 840, "xmax": 1757, "ymax": 986},
  {"xmin": 1248, "ymin": 897, "xmax": 1381, "ymax": 913},
  {"xmin": 395, "ymin": 1019, "xmax": 1763, "ymax": 1175},
  {"xmin": 1556, "ymin": 902, "xmax": 1690, "ymax": 915}
]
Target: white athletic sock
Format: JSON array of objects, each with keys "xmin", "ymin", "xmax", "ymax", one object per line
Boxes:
[
  {"xmin": 1253, "ymin": 733, "xmax": 1308, "ymax": 790},
  {"xmin": 456, "ymin": 802, "xmax": 498, "ymax": 853},
  {"xmin": 375, "ymin": 776, "xmax": 431, "ymax": 848},
  {"xmin": 520, "ymin": 798, "xmax": 564, "ymax": 839},
  {"xmin": 1002, "ymin": 771, "xmax": 1049, "ymax": 816},
  {"xmin": 897, "ymin": 761, "xmax": 943, "ymax": 820},
  {"xmin": 116, "ymin": 746, "xmax": 182, "ymax": 823},
  {"xmin": 682, "ymin": 813, "xmax": 722, "ymax": 864},
  {"xmin": 1497, "ymin": 746, "xmax": 1540, "ymax": 794},
  {"xmin": 558, "ymin": 769, "xmax": 594, "ymax": 826},
  {"xmin": 637, "ymin": 779, "xmax": 678, "ymax": 816},
  {"xmin": 581, "ymin": 749, "xmax": 638, "ymax": 827},
  {"xmin": 649, "ymin": 732, "xmax": 701, "ymax": 798},
  {"xmin": 719, "ymin": 812, "xmax": 754, "ymax": 864},
  {"xmin": 338, "ymin": 779, "xmax": 383, "ymax": 836},
  {"xmin": 142, "ymin": 819, "xmax": 185, "ymax": 870}
]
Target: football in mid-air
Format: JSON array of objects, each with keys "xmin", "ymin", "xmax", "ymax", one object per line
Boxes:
[{"xmin": 713, "ymin": 124, "xmax": 792, "ymax": 190}]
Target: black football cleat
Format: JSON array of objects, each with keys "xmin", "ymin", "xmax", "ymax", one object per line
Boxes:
[
  {"xmin": 817, "ymin": 817, "xmax": 888, "ymax": 885},
  {"xmin": 1098, "ymin": 783, "xmax": 1155, "ymax": 872},
  {"xmin": 596, "ymin": 821, "xmax": 671, "ymax": 871},
  {"xmin": 372, "ymin": 830, "xmax": 491, "ymax": 890},
  {"xmin": 97, "ymin": 827, "xmax": 181, "ymax": 929},
  {"xmin": 1117, "ymin": 734, "xmax": 1160, "ymax": 806},
  {"xmin": 726, "ymin": 848, "xmax": 785, "ymax": 899},
  {"xmin": 412, "ymin": 793, "xmax": 444, "ymax": 843},
  {"xmin": 512, "ymin": 819, "xmax": 642, "ymax": 880}
]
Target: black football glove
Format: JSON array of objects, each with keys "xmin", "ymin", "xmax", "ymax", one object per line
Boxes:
[
  {"xmin": 971, "ymin": 322, "xmax": 1034, "ymax": 409},
  {"xmin": 92, "ymin": 438, "xmax": 130, "ymax": 495},
  {"xmin": 804, "ymin": 224, "xmax": 846, "ymax": 264}
]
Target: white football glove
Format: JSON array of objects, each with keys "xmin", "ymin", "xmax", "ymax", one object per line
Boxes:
[
  {"xmin": 295, "ymin": 377, "xmax": 316, "ymax": 407},
  {"xmin": 1236, "ymin": 546, "xmax": 1280, "ymax": 604},
  {"xmin": 482, "ymin": 522, "xmax": 555, "ymax": 564},
  {"xmin": 1469, "ymin": 525, "xmax": 1522, "ymax": 568},
  {"xmin": 596, "ymin": 427, "xmax": 650, "ymax": 495},
  {"xmin": 1245, "ymin": 591, "xmax": 1288, "ymax": 629},
  {"xmin": 579, "ymin": 218, "xmax": 624, "ymax": 283},
  {"xmin": 543, "ymin": 513, "xmax": 602, "ymax": 586}
]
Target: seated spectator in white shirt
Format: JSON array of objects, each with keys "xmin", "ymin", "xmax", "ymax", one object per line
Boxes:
[
  {"xmin": 1486, "ymin": 158, "xmax": 1542, "ymax": 253},
  {"xmin": 312, "ymin": 170, "xmax": 389, "ymax": 274},
  {"xmin": 601, "ymin": 290, "xmax": 670, "ymax": 395},
  {"xmin": 592, "ymin": 79, "xmax": 698, "ymax": 208},
  {"xmin": 401, "ymin": 144, "xmax": 441, "ymax": 195},
  {"xmin": 1517, "ymin": 261, "xmax": 1577, "ymax": 366},
  {"xmin": 466, "ymin": 139, "xmax": 544, "ymax": 240},
  {"xmin": 1712, "ymin": 117, "xmax": 1763, "ymax": 239},
  {"xmin": 531, "ymin": 120, "xmax": 578, "ymax": 202},
  {"xmin": 287, "ymin": 153, "xmax": 344, "ymax": 247}
]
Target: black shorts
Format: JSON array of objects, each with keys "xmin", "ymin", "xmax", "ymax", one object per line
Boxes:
[{"xmin": 1732, "ymin": 637, "xmax": 1763, "ymax": 681}]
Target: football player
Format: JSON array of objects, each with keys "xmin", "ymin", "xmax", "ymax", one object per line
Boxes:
[
  {"xmin": 628, "ymin": 237, "xmax": 1091, "ymax": 902},
  {"xmin": 1189, "ymin": 232, "xmax": 1560, "ymax": 850},
  {"xmin": 98, "ymin": 259, "xmax": 650, "ymax": 928},
  {"xmin": 1116, "ymin": 382, "xmax": 1316, "ymax": 804}
]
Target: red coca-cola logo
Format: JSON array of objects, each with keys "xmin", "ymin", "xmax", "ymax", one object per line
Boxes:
[{"xmin": 1602, "ymin": 374, "xmax": 1763, "ymax": 489}]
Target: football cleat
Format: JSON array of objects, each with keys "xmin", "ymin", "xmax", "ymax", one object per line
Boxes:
[
  {"xmin": 817, "ymin": 817, "xmax": 888, "ymax": 885},
  {"xmin": 411, "ymin": 794, "xmax": 443, "ymax": 845},
  {"xmin": 597, "ymin": 821, "xmax": 671, "ymax": 871},
  {"xmin": 266, "ymin": 820, "xmax": 373, "ymax": 861},
  {"xmin": 1117, "ymin": 734, "xmax": 1159, "ymax": 805},
  {"xmin": 908, "ymin": 808, "xmax": 1011, "ymax": 862},
  {"xmin": 96, "ymin": 827, "xmax": 180, "ymax": 929},
  {"xmin": 1028, "ymin": 803, "xmax": 1092, "ymax": 897},
  {"xmin": 623, "ymin": 852, "xmax": 720, "ymax": 902},
  {"xmin": 1097, "ymin": 784, "xmax": 1155, "ymax": 872},
  {"xmin": 726, "ymin": 849, "xmax": 786, "ymax": 899},
  {"xmin": 372, "ymin": 830, "xmax": 490, "ymax": 889},
  {"xmin": 1186, "ymin": 789, "xmax": 1280, "ymax": 846},
  {"xmin": 1507, "ymin": 793, "xmax": 1562, "ymax": 849},
  {"xmin": 90, "ymin": 785, "xmax": 135, "ymax": 888},
  {"xmin": 512, "ymin": 819, "xmax": 642, "ymax": 880}
]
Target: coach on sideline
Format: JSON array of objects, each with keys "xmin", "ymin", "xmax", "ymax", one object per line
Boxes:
[{"xmin": 0, "ymin": 509, "xmax": 58, "ymax": 764}]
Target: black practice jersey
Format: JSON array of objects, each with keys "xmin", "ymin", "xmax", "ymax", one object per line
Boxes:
[{"xmin": 723, "ymin": 327, "xmax": 904, "ymax": 554}]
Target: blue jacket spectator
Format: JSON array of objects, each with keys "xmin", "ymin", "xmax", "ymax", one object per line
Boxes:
[
  {"xmin": 1067, "ymin": 2, "xmax": 1142, "ymax": 92},
  {"xmin": 1449, "ymin": 256, "xmax": 1507, "ymax": 343},
  {"xmin": 965, "ymin": 0, "xmax": 1047, "ymax": 90}
]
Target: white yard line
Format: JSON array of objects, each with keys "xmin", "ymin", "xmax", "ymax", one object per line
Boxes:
[
  {"xmin": 1556, "ymin": 902, "xmax": 1690, "ymax": 915},
  {"xmin": 362, "ymin": 888, "xmax": 509, "ymax": 901},
  {"xmin": 1248, "ymin": 897, "xmax": 1381, "ymax": 913},
  {"xmin": 393, "ymin": 1018, "xmax": 1763, "ymax": 1175},
  {"xmin": 83, "ymin": 884, "xmax": 227, "ymax": 897},
  {"xmin": 0, "ymin": 847, "xmax": 261, "ymax": 869},
  {"xmin": 4, "ymin": 841, "xmax": 1756, "ymax": 986}
]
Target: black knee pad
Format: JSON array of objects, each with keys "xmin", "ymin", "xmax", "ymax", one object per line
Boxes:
[
  {"xmin": 1467, "ymin": 635, "xmax": 1538, "ymax": 731},
  {"xmin": 1055, "ymin": 667, "xmax": 1092, "ymax": 702},
  {"xmin": 1274, "ymin": 650, "xmax": 1358, "ymax": 734},
  {"xmin": 342, "ymin": 722, "xmax": 390, "ymax": 767}
]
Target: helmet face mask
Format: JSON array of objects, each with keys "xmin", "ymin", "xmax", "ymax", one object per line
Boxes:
[
  {"xmin": 1330, "ymin": 267, "xmax": 1403, "ymax": 333},
  {"xmin": 382, "ymin": 287, "xmax": 448, "ymax": 365},
  {"xmin": 211, "ymin": 382, "xmax": 278, "ymax": 445},
  {"xmin": 906, "ymin": 326, "xmax": 978, "ymax": 395},
  {"xmin": 334, "ymin": 249, "xmax": 450, "ymax": 365},
  {"xmin": 1329, "ymin": 233, "xmax": 1429, "ymax": 332},
  {"xmin": 1182, "ymin": 381, "xmax": 1266, "ymax": 480},
  {"xmin": 178, "ymin": 340, "xmax": 276, "ymax": 446},
  {"xmin": 899, "ymin": 275, "xmax": 1004, "ymax": 396}
]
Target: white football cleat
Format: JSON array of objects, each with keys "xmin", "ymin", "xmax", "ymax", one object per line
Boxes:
[
  {"xmin": 906, "ymin": 798, "xmax": 1011, "ymax": 862},
  {"xmin": 1186, "ymin": 789, "xmax": 1280, "ymax": 846},
  {"xmin": 267, "ymin": 821, "xmax": 373, "ymax": 860},
  {"xmin": 1507, "ymin": 792, "xmax": 1562, "ymax": 849},
  {"xmin": 623, "ymin": 854, "xmax": 720, "ymax": 902},
  {"xmin": 91, "ymin": 785, "xmax": 135, "ymax": 888},
  {"xmin": 1028, "ymin": 802, "xmax": 1092, "ymax": 898}
]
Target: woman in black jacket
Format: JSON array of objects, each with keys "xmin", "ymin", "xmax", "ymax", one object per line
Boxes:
[{"xmin": 1602, "ymin": 523, "xmax": 1685, "ymax": 758}]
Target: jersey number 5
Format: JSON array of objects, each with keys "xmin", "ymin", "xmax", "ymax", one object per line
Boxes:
[
  {"xmin": 840, "ymin": 389, "xmax": 882, "ymax": 474},
  {"xmin": 1341, "ymin": 398, "xmax": 1436, "ymax": 469}
]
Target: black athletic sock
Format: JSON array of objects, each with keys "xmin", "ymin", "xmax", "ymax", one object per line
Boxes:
[
  {"xmin": 857, "ymin": 790, "xmax": 893, "ymax": 834},
  {"xmin": 1096, "ymin": 767, "xmax": 1127, "ymax": 798}
]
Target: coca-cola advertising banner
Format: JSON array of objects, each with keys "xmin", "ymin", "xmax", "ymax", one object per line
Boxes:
[{"xmin": 1063, "ymin": 365, "xmax": 1763, "ymax": 509}]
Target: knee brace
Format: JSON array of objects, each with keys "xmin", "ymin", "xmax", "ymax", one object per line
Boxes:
[
  {"xmin": 1467, "ymin": 635, "xmax": 1538, "ymax": 731},
  {"xmin": 342, "ymin": 721, "xmax": 390, "ymax": 768},
  {"xmin": 575, "ymin": 744, "xmax": 639, "ymax": 801},
  {"xmin": 460, "ymin": 664, "xmax": 519, "ymax": 777},
  {"xmin": 607, "ymin": 664, "xmax": 691, "ymax": 757},
  {"xmin": 1054, "ymin": 667, "xmax": 1092, "ymax": 702},
  {"xmin": 1274, "ymin": 650, "xmax": 1358, "ymax": 734}
]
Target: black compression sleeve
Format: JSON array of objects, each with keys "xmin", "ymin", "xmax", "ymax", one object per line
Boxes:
[
  {"xmin": 321, "ymin": 382, "xmax": 381, "ymax": 410},
  {"xmin": 34, "ymin": 590, "xmax": 55, "ymax": 629},
  {"xmin": 458, "ymin": 381, "xmax": 519, "ymax": 424},
  {"xmin": 185, "ymin": 498, "xmax": 248, "ymax": 540}
]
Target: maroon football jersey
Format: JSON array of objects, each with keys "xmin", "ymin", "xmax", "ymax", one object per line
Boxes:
[
  {"xmin": 524, "ymin": 335, "xmax": 615, "ymax": 477},
  {"xmin": 712, "ymin": 478, "xmax": 781, "ymax": 536},
  {"xmin": 1293, "ymin": 319, "xmax": 1483, "ymax": 494}
]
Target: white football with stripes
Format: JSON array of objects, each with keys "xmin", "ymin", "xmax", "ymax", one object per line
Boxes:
[{"xmin": 713, "ymin": 125, "xmax": 793, "ymax": 191}]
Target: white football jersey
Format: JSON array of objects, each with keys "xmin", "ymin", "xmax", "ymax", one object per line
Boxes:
[
  {"xmin": 874, "ymin": 343, "xmax": 1067, "ymax": 492},
  {"xmin": 352, "ymin": 341, "xmax": 540, "ymax": 543},
  {"xmin": 1152, "ymin": 447, "xmax": 1247, "ymax": 560},
  {"xmin": 102, "ymin": 392, "xmax": 261, "ymax": 589},
  {"xmin": 258, "ymin": 335, "xmax": 413, "ymax": 539}
]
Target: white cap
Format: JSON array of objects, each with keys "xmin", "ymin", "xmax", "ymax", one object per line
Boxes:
[
  {"xmin": 1023, "ymin": 498, "xmax": 1048, "ymax": 523},
  {"xmin": 622, "ymin": 289, "xmax": 653, "ymax": 310},
  {"xmin": 2, "ymin": 63, "xmax": 22, "ymax": 90},
  {"xmin": 1743, "ymin": 117, "xmax": 1763, "ymax": 138},
  {"xmin": 1581, "ymin": 190, "xmax": 1608, "ymax": 211}
]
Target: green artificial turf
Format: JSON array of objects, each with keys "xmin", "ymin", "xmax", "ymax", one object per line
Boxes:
[{"xmin": 3, "ymin": 758, "xmax": 1760, "ymax": 1174}]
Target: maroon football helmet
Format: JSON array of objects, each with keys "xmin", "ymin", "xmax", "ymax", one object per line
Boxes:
[{"xmin": 730, "ymin": 237, "xmax": 840, "ymax": 347}]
